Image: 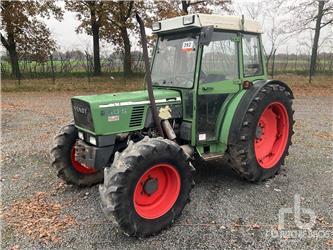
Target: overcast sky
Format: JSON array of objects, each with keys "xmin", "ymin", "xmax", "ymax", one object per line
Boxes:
[{"xmin": 37, "ymin": 0, "xmax": 333, "ymax": 55}]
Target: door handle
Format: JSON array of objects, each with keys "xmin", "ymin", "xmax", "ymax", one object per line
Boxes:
[{"xmin": 202, "ymin": 86, "xmax": 214, "ymax": 91}]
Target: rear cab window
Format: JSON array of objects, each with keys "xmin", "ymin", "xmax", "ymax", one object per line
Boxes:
[{"xmin": 242, "ymin": 34, "xmax": 263, "ymax": 77}]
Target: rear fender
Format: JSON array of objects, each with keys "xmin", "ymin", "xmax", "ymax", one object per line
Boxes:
[{"xmin": 220, "ymin": 80, "xmax": 293, "ymax": 147}]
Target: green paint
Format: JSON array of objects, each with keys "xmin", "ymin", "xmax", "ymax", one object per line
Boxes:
[
  {"xmin": 219, "ymin": 90, "xmax": 246, "ymax": 145},
  {"xmin": 73, "ymin": 89, "xmax": 179, "ymax": 104},
  {"xmin": 238, "ymin": 32, "xmax": 244, "ymax": 83},
  {"xmin": 259, "ymin": 35, "xmax": 268, "ymax": 78},
  {"xmin": 197, "ymin": 79, "xmax": 239, "ymax": 95},
  {"xmin": 196, "ymin": 145, "xmax": 204, "ymax": 156},
  {"xmin": 191, "ymin": 45, "xmax": 203, "ymax": 146},
  {"xmin": 73, "ymin": 89, "xmax": 181, "ymax": 135},
  {"xmin": 214, "ymin": 94, "xmax": 235, "ymax": 138}
]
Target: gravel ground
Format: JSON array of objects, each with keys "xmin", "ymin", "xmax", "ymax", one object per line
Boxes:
[{"xmin": 1, "ymin": 90, "xmax": 332, "ymax": 249}]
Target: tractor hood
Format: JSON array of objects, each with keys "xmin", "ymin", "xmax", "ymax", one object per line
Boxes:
[{"xmin": 71, "ymin": 89, "xmax": 181, "ymax": 135}]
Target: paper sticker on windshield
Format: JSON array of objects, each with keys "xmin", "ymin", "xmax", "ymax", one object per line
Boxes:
[{"xmin": 182, "ymin": 41, "xmax": 194, "ymax": 52}]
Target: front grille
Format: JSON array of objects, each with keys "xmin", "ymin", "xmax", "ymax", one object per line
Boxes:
[
  {"xmin": 71, "ymin": 99, "xmax": 94, "ymax": 131},
  {"xmin": 129, "ymin": 106, "xmax": 145, "ymax": 127}
]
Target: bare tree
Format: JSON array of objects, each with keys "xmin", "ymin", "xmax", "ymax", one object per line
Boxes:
[
  {"xmin": 264, "ymin": 9, "xmax": 290, "ymax": 76},
  {"xmin": 233, "ymin": 0, "xmax": 264, "ymax": 19},
  {"xmin": 280, "ymin": 0, "xmax": 333, "ymax": 78},
  {"xmin": 234, "ymin": 0, "xmax": 289, "ymax": 76},
  {"xmin": 309, "ymin": 0, "xmax": 332, "ymax": 77}
]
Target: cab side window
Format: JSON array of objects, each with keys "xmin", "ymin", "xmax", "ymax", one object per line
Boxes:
[
  {"xmin": 200, "ymin": 32, "xmax": 239, "ymax": 83},
  {"xmin": 242, "ymin": 34, "xmax": 263, "ymax": 76}
]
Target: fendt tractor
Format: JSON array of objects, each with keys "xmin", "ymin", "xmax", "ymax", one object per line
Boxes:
[{"xmin": 51, "ymin": 14, "xmax": 294, "ymax": 237}]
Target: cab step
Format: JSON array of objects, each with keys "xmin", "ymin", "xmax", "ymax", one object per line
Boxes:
[{"xmin": 201, "ymin": 153, "xmax": 224, "ymax": 161}]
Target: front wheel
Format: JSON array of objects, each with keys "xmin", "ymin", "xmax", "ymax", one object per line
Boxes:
[
  {"xmin": 227, "ymin": 83, "xmax": 294, "ymax": 181},
  {"xmin": 51, "ymin": 124, "xmax": 104, "ymax": 187},
  {"xmin": 99, "ymin": 137, "xmax": 195, "ymax": 237}
]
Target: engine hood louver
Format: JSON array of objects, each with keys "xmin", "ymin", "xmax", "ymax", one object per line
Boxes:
[{"xmin": 129, "ymin": 106, "xmax": 145, "ymax": 127}]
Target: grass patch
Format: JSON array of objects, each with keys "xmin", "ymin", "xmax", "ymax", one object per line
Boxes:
[
  {"xmin": 275, "ymin": 74, "xmax": 332, "ymax": 96},
  {"xmin": 1, "ymin": 75, "xmax": 145, "ymax": 93},
  {"xmin": 2, "ymin": 71, "xmax": 144, "ymax": 80},
  {"xmin": 275, "ymin": 74, "xmax": 332, "ymax": 87},
  {"xmin": 1, "ymin": 74, "xmax": 331, "ymax": 96}
]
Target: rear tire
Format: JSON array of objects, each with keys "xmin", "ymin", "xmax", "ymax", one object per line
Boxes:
[
  {"xmin": 227, "ymin": 83, "xmax": 294, "ymax": 181},
  {"xmin": 51, "ymin": 124, "xmax": 104, "ymax": 187},
  {"xmin": 99, "ymin": 137, "xmax": 195, "ymax": 237}
]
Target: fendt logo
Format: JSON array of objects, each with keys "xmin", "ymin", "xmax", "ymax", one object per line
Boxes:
[{"xmin": 73, "ymin": 106, "xmax": 88, "ymax": 115}]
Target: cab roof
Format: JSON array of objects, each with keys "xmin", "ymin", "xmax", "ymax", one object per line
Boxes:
[{"xmin": 153, "ymin": 14, "xmax": 262, "ymax": 34}]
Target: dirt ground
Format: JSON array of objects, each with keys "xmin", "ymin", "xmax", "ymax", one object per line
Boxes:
[{"xmin": 1, "ymin": 88, "xmax": 332, "ymax": 249}]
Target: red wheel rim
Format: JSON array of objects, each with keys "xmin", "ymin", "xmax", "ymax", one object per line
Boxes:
[
  {"xmin": 254, "ymin": 102, "xmax": 289, "ymax": 169},
  {"xmin": 70, "ymin": 147, "xmax": 97, "ymax": 174},
  {"xmin": 133, "ymin": 163, "xmax": 181, "ymax": 219}
]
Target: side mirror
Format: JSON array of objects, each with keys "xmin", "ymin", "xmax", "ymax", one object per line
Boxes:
[{"xmin": 199, "ymin": 26, "xmax": 214, "ymax": 46}]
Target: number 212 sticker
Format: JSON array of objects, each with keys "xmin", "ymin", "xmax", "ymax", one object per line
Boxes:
[{"xmin": 182, "ymin": 41, "xmax": 194, "ymax": 52}]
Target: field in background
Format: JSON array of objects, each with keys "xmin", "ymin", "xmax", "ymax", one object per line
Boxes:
[
  {"xmin": 276, "ymin": 74, "xmax": 332, "ymax": 96},
  {"xmin": 1, "ymin": 73, "xmax": 145, "ymax": 93},
  {"xmin": 1, "ymin": 53, "xmax": 332, "ymax": 81},
  {"xmin": 1, "ymin": 74, "xmax": 332, "ymax": 96}
]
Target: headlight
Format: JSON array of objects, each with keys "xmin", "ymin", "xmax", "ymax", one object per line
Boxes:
[
  {"xmin": 89, "ymin": 136, "xmax": 96, "ymax": 146},
  {"xmin": 183, "ymin": 15, "xmax": 195, "ymax": 25},
  {"xmin": 152, "ymin": 22, "xmax": 161, "ymax": 31},
  {"xmin": 78, "ymin": 131, "xmax": 84, "ymax": 140}
]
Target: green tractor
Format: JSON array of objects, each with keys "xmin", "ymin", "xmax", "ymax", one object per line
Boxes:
[{"xmin": 51, "ymin": 14, "xmax": 294, "ymax": 237}]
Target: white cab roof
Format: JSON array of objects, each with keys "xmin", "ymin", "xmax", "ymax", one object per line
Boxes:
[{"xmin": 154, "ymin": 14, "xmax": 262, "ymax": 34}]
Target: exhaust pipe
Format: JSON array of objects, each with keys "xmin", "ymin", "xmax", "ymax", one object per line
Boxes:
[
  {"xmin": 136, "ymin": 13, "xmax": 164, "ymax": 138},
  {"xmin": 161, "ymin": 120, "xmax": 176, "ymax": 140}
]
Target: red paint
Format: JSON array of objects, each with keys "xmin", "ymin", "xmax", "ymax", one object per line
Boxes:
[
  {"xmin": 133, "ymin": 163, "xmax": 181, "ymax": 219},
  {"xmin": 254, "ymin": 102, "xmax": 289, "ymax": 169},
  {"xmin": 71, "ymin": 147, "xmax": 97, "ymax": 174}
]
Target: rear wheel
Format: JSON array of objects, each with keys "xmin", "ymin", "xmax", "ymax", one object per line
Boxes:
[
  {"xmin": 227, "ymin": 83, "xmax": 294, "ymax": 181},
  {"xmin": 254, "ymin": 102, "xmax": 290, "ymax": 169},
  {"xmin": 51, "ymin": 124, "xmax": 103, "ymax": 187},
  {"xmin": 99, "ymin": 137, "xmax": 195, "ymax": 237}
]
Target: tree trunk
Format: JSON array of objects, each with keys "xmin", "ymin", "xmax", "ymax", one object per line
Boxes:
[
  {"xmin": 121, "ymin": 26, "xmax": 132, "ymax": 76},
  {"xmin": 1, "ymin": 32, "xmax": 21, "ymax": 81},
  {"xmin": 85, "ymin": 51, "xmax": 91, "ymax": 83},
  {"xmin": 7, "ymin": 34, "xmax": 21, "ymax": 81},
  {"xmin": 50, "ymin": 54, "xmax": 56, "ymax": 84},
  {"xmin": 309, "ymin": 0, "xmax": 324, "ymax": 78},
  {"xmin": 90, "ymin": 3, "xmax": 101, "ymax": 77},
  {"xmin": 8, "ymin": 47, "xmax": 20, "ymax": 82},
  {"xmin": 182, "ymin": 1, "xmax": 190, "ymax": 14},
  {"xmin": 92, "ymin": 24, "xmax": 101, "ymax": 76}
]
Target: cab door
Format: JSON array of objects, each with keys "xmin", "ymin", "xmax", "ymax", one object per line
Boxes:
[{"xmin": 196, "ymin": 31, "xmax": 241, "ymax": 143}]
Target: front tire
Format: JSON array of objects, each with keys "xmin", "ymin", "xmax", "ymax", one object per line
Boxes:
[
  {"xmin": 99, "ymin": 137, "xmax": 195, "ymax": 237},
  {"xmin": 51, "ymin": 124, "xmax": 104, "ymax": 187},
  {"xmin": 227, "ymin": 83, "xmax": 294, "ymax": 181}
]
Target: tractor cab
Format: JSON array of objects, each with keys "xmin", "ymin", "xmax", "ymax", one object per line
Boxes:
[{"xmin": 151, "ymin": 14, "xmax": 267, "ymax": 148}]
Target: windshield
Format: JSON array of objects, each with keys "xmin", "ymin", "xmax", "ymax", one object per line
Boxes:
[{"xmin": 151, "ymin": 33, "xmax": 199, "ymax": 88}]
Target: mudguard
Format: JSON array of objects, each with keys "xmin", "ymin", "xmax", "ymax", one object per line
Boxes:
[{"xmin": 220, "ymin": 80, "xmax": 294, "ymax": 147}]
